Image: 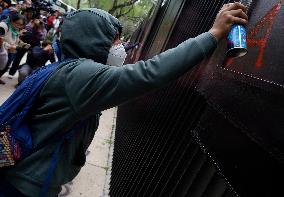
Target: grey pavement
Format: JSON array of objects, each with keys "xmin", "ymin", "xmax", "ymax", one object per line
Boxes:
[{"xmin": 0, "ymin": 67, "xmax": 116, "ymax": 197}]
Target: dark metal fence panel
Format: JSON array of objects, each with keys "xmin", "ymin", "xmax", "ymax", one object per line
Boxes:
[
  {"xmin": 139, "ymin": 0, "xmax": 187, "ymax": 60},
  {"xmin": 110, "ymin": 0, "xmax": 284, "ymax": 196}
]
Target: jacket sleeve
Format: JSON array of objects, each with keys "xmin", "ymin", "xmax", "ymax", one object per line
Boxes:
[{"xmin": 65, "ymin": 32, "xmax": 217, "ymax": 116}]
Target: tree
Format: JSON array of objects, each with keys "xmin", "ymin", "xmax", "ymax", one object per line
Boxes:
[
  {"xmin": 109, "ymin": 0, "xmax": 138, "ymax": 18},
  {"xmin": 77, "ymin": 0, "xmax": 81, "ymax": 9},
  {"xmin": 63, "ymin": 0, "xmax": 157, "ymax": 40}
]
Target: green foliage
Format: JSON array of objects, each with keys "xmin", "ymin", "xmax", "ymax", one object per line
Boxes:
[{"xmin": 61, "ymin": 0, "xmax": 156, "ymax": 40}]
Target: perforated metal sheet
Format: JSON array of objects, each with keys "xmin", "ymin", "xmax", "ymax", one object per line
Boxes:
[{"xmin": 110, "ymin": 0, "xmax": 284, "ymax": 196}]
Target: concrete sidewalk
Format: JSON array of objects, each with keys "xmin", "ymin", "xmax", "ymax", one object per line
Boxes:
[{"xmin": 0, "ymin": 72, "xmax": 116, "ymax": 197}]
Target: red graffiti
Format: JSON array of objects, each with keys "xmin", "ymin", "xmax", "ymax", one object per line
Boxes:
[
  {"xmin": 225, "ymin": 0, "xmax": 283, "ymax": 68},
  {"xmin": 247, "ymin": 0, "xmax": 283, "ymax": 68}
]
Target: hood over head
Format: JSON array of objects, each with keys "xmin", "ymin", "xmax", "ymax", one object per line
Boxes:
[{"xmin": 61, "ymin": 8, "xmax": 122, "ymax": 64}]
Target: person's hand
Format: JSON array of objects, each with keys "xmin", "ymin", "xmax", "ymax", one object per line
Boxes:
[
  {"xmin": 23, "ymin": 43, "xmax": 31, "ymax": 49},
  {"xmin": 209, "ymin": 2, "xmax": 248, "ymax": 42},
  {"xmin": 20, "ymin": 29, "xmax": 27, "ymax": 36},
  {"xmin": 9, "ymin": 45, "xmax": 17, "ymax": 50},
  {"xmin": 43, "ymin": 44, "xmax": 54, "ymax": 54}
]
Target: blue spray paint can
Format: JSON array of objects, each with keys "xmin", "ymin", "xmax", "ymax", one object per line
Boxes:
[{"xmin": 227, "ymin": 24, "xmax": 248, "ymax": 58}]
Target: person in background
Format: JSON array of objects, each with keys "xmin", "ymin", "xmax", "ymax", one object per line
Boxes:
[
  {"xmin": 21, "ymin": 6, "xmax": 34, "ymax": 23},
  {"xmin": 24, "ymin": 0, "xmax": 32, "ymax": 8},
  {"xmin": 0, "ymin": 0, "xmax": 11, "ymax": 20},
  {"xmin": 8, "ymin": 17, "xmax": 46, "ymax": 76},
  {"xmin": 46, "ymin": 10, "xmax": 61, "ymax": 41},
  {"xmin": 0, "ymin": 11, "xmax": 26, "ymax": 85},
  {"xmin": 46, "ymin": 10, "xmax": 56, "ymax": 31},
  {"xmin": 0, "ymin": 39, "xmax": 8, "ymax": 72},
  {"xmin": 18, "ymin": 40, "xmax": 55, "ymax": 84}
]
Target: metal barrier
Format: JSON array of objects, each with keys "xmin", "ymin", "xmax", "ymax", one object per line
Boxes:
[{"xmin": 110, "ymin": 0, "xmax": 284, "ymax": 196}]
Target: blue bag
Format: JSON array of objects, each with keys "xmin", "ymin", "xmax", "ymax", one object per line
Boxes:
[
  {"xmin": 0, "ymin": 59, "xmax": 81, "ymax": 196},
  {"xmin": 0, "ymin": 61, "xmax": 66, "ymax": 167}
]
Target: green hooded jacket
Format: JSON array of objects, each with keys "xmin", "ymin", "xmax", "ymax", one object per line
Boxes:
[{"xmin": 4, "ymin": 8, "xmax": 217, "ymax": 196}]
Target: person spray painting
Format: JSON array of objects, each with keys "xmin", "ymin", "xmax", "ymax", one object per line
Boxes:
[{"xmin": 0, "ymin": 2, "xmax": 248, "ymax": 196}]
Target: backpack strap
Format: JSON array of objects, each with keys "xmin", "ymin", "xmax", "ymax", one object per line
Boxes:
[
  {"xmin": 40, "ymin": 140, "xmax": 63, "ymax": 197},
  {"xmin": 0, "ymin": 59, "xmax": 76, "ymax": 153},
  {"xmin": 39, "ymin": 119, "xmax": 89, "ymax": 197}
]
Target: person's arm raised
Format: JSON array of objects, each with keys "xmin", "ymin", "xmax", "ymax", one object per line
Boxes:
[{"xmin": 66, "ymin": 3, "xmax": 248, "ymax": 115}]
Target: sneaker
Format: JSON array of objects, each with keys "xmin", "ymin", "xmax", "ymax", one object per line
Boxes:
[{"xmin": 7, "ymin": 74, "xmax": 13, "ymax": 79}]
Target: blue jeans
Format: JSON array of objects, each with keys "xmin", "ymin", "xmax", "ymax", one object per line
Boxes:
[{"xmin": 0, "ymin": 53, "xmax": 16, "ymax": 78}]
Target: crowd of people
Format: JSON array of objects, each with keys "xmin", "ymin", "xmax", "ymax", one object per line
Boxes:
[{"xmin": 0, "ymin": 0, "xmax": 62, "ymax": 86}]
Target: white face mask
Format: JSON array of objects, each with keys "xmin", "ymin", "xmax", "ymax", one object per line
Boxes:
[{"xmin": 106, "ymin": 43, "xmax": 127, "ymax": 67}]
